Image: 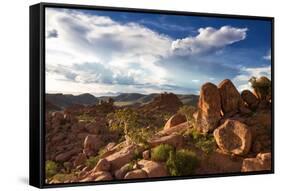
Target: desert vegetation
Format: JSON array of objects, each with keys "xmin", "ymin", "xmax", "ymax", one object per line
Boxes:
[{"xmin": 45, "ymin": 76, "xmax": 272, "ymax": 184}]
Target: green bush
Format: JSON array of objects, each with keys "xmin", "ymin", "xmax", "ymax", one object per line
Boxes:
[
  {"xmin": 166, "ymin": 149, "xmax": 199, "ymax": 176},
  {"xmin": 46, "ymin": 160, "xmax": 58, "ymax": 178},
  {"xmin": 52, "ymin": 173, "xmax": 76, "ymax": 182},
  {"xmin": 190, "ymin": 129, "xmax": 216, "ymax": 154},
  {"xmin": 85, "ymin": 156, "xmax": 100, "ymax": 168},
  {"xmin": 151, "ymin": 144, "xmax": 175, "ymax": 162}
]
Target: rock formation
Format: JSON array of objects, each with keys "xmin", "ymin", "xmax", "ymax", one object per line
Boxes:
[
  {"xmin": 214, "ymin": 119, "xmax": 252, "ymax": 156},
  {"xmin": 194, "ymin": 82, "xmax": 221, "ymax": 133}
]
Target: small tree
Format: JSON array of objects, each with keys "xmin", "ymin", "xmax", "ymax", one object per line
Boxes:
[
  {"xmin": 249, "ymin": 76, "xmax": 271, "ymax": 100},
  {"xmin": 166, "ymin": 149, "xmax": 199, "ymax": 176},
  {"xmin": 107, "ymin": 108, "xmax": 151, "ymax": 145}
]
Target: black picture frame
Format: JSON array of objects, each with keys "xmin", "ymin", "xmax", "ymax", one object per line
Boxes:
[{"xmin": 30, "ymin": 2, "xmax": 274, "ymax": 188}]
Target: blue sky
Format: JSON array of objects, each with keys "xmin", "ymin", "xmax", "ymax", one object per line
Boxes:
[{"xmin": 45, "ymin": 8, "xmax": 271, "ymax": 96}]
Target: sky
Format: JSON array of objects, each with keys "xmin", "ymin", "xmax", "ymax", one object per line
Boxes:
[{"xmin": 45, "ymin": 7, "xmax": 272, "ymax": 96}]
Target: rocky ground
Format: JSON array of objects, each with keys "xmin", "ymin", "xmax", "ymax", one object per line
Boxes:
[{"xmin": 45, "ymin": 77, "xmax": 272, "ymax": 184}]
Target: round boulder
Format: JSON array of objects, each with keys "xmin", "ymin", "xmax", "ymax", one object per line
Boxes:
[
  {"xmin": 213, "ymin": 119, "xmax": 252, "ymax": 155},
  {"xmin": 164, "ymin": 114, "xmax": 186, "ymax": 130},
  {"xmin": 218, "ymin": 79, "xmax": 241, "ymax": 115}
]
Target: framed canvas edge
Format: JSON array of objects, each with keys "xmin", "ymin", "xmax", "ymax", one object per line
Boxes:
[{"xmin": 29, "ymin": 2, "xmax": 275, "ymax": 189}]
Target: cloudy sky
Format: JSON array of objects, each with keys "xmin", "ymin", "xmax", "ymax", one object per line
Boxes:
[{"xmin": 45, "ymin": 8, "xmax": 271, "ymax": 96}]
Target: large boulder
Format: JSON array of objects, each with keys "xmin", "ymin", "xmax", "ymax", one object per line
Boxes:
[
  {"xmin": 241, "ymin": 152, "xmax": 271, "ymax": 172},
  {"xmin": 194, "ymin": 82, "xmax": 221, "ymax": 133},
  {"xmin": 137, "ymin": 160, "xmax": 168, "ymax": 177},
  {"xmin": 241, "ymin": 90, "xmax": 259, "ymax": 110},
  {"xmin": 164, "ymin": 114, "xmax": 186, "ymax": 130},
  {"xmin": 218, "ymin": 79, "xmax": 242, "ymax": 115},
  {"xmin": 196, "ymin": 149, "xmax": 243, "ymax": 174},
  {"xmin": 83, "ymin": 135, "xmax": 104, "ymax": 157},
  {"xmin": 148, "ymin": 134, "xmax": 184, "ymax": 148},
  {"xmin": 213, "ymin": 119, "xmax": 252, "ymax": 155},
  {"xmin": 159, "ymin": 122, "xmax": 190, "ymax": 135},
  {"xmin": 114, "ymin": 163, "xmax": 134, "ymax": 179},
  {"xmin": 88, "ymin": 171, "xmax": 113, "ymax": 181},
  {"xmin": 124, "ymin": 169, "xmax": 148, "ymax": 179},
  {"xmin": 92, "ymin": 158, "xmax": 111, "ymax": 173},
  {"xmin": 105, "ymin": 145, "xmax": 140, "ymax": 171}
]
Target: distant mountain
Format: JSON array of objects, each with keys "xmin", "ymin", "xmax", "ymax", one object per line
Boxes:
[
  {"xmin": 46, "ymin": 93, "xmax": 99, "ymax": 108},
  {"xmin": 46, "ymin": 92, "xmax": 199, "ymax": 109},
  {"xmin": 109, "ymin": 93, "xmax": 199, "ymax": 107},
  {"xmin": 177, "ymin": 94, "xmax": 199, "ymax": 106},
  {"xmin": 114, "ymin": 93, "xmax": 146, "ymax": 102}
]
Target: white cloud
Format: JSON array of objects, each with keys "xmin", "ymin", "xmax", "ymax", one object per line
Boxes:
[
  {"xmin": 263, "ymin": 49, "xmax": 271, "ymax": 60},
  {"xmin": 45, "ymin": 8, "xmax": 249, "ymax": 95},
  {"xmin": 46, "ymin": 8, "xmax": 173, "ymax": 94},
  {"xmin": 171, "ymin": 26, "xmax": 247, "ymax": 56},
  {"xmin": 232, "ymin": 66, "xmax": 271, "ymax": 91}
]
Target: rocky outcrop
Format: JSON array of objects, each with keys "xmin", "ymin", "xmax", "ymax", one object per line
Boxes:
[
  {"xmin": 92, "ymin": 158, "xmax": 111, "ymax": 173},
  {"xmin": 114, "ymin": 163, "xmax": 133, "ymax": 179},
  {"xmin": 87, "ymin": 171, "xmax": 113, "ymax": 181},
  {"xmin": 159, "ymin": 122, "xmax": 191, "ymax": 135},
  {"xmin": 105, "ymin": 145, "xmax": 140, "ymax": 171},
  {"xmin": 148, "ymin": 134, "xmax": 184, "ymax": 148},
  {"xmin": 124, "ymin": 169, "xmax": 148, "ymax": 179},
  {"xmin": 196, "ymin": 149, "xmax": 243, "ymax": 174},
  {"xmin": 194, "ymin": 82, "xmax": 221, "ymax": 133},
  {"xmin": 241, "ymin": 152, "xmax": 271, "ymax": 172},
  {"xmin": 137, "ymin": 160, "xmax": 168, "ymax": 177},
  {"xmin": 164, "ymin": 114, "xmax": 186, "ymax": 130},
  {"xmin": 241, "ymin": 90, "xmax": 259, "ymax": 110},
  {"xmin": 218, "ymin": 79, "xmax": 242, "ymax": 115},
  {"xmin": 83, "ymin": 135, "xmax": 104, "ymax": 157},
  {"xmin": 213, "ymin": 119, "xmax": 252, "ymax": 155}
]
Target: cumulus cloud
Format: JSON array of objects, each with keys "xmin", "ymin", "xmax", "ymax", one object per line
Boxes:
[
  {"xmin": 45, "ymin": 8, "xmax": 250, "ymax": 95},
  {"xmin": 232, "ymin": 66, "xmax": 271, "ymax": 91},
  {"xmin": 171, "ymin": 26, "xmax": 247, "ymax": 56},
  {"xmin": 263, "ymin": 49, "xmax": 271, "ymax": 60}
]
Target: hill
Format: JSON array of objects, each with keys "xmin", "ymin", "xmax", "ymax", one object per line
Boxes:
[{"xmin": 46, "ymin": 93, "xmax": 99, "ymax": 108}]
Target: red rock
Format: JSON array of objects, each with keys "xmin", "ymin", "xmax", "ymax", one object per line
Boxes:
[
  {"xmin": 105, "ymin": 145, "xmax": 139, "ymax": 171},
  {"xmin": 137, "ymin": 160, "xmax": 168, "ymax": 178},
  {"xmin": 124, "ymin": 169, "xmax": 147, "ymax": 179},
  {"xmin": 213, "ymin": 119, "xmax": 252, "ymax": 156},
  {"xmin": 241, "ymin": 90, "xmax": 259, "ymax": 110},
  {"xmin": 241, "ymin": 152, "xmax": 271, "ymax": 172},
  {"xmin": 194, "ymin": 82, "xmax": 221, "ymax": 133},
  {"xmin": 83, "ymin": 135, "xmax": 104, "ymax": 157},
  {"xmin": 148, "ymin": 134, "xmax": 184, "ymax": 148},
  {"xmin": 218, "ymin": 79, "xmax": 241, "ymax": 115},
  {"xmin": 92, "ymin": 158, "xmax": 111, "ymax": 172},
  {"xmin": 164, "ymin": 114, "xmax": 186, "ymax": 130}
]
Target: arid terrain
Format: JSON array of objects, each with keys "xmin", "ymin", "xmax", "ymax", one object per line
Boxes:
[{"xmin": 45, "ymin": 76, "xmax": 272, "ymax": 184}]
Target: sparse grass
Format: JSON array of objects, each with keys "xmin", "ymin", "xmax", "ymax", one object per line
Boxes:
[
  {"xmin": 178, "ymin": 105, "xmax": 196, "ymax": 122},
  {"xmin": 189, "ymin": 129, "xmax": 216, "ymax": 154},
  {"xmin": 52, "ymin": 173, "xmax": 76, "ymax": 183},
  {"xmin": 151, "ymin": 144, "xmax": 175, "ymax": 162},
  {"xmin": 77, "ymin": 114, "xmax": 96, "ymax": 123},
  {"xmin": 46, "ymin": 160, "xmax": 58, "ymax": 178},
  {"xmin": 166, "ymin": 149, "xmax": 199, "ymax": 176},
  {"xmin": 85, "ymin": 156, "xmax": 100, "ymax": 168}
]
